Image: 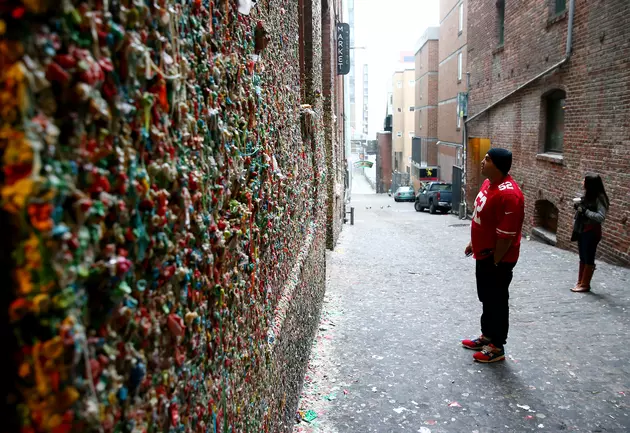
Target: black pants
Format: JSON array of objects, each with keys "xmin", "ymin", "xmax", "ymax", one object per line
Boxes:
[
  {"xmin": 578, "ymin": 230, "xmax": 601, "ymax": 265},
  {"xmin": 476, "ymin": 257, "xmax": 516, "ymax": 348}
]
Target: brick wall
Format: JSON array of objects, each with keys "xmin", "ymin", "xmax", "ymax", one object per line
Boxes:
[
  {"xmin": 415, "ymin": 39, "xmax": 439, "ymax": 166},
  {"xmin": 429, "ymin": 38, "xmax": 440, "ymax": 70},
  {"xmin": 438, "ymin": 0, "xmax": 467, "ymax": 182},
  {"xmin": 467, "ymin": 0, "xmax": 630, "ymax": 266},
  {"xmin": 438, "ymin": 103, "xmax": 462, "ymax": 144},
  {"xmin": 440, "ymin": 0, "xmax": 462, "ymax": 22},
  {"xmin": 439, "ymin": 1, "xmax": 467, "ymax": 64},
  {"xmin": 438, "ymin": 50, "xmax": 467, "ymax": 103},
  {"xmin": 378, "ymin": 132, "xmax": 393, "ymax": 192}
]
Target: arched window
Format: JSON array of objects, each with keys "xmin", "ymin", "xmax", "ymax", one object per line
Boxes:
[{"xmin": 543, "ymin": 89, "xmax": 566, "ymax": 153}]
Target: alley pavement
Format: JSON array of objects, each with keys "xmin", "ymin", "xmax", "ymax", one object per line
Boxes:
[{"xmin": 295, "ymin": 180, "xmax": 630, "ymax": 433}]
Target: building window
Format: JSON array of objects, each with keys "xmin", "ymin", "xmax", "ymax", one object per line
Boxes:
[
  {"xmin": 409, "ymin": 132, "xmax": 414, "ymax": 137},
  {"xmin": 397, "ymin": 81, "xmax": 403, "ymax": 88},
  {"xmin": 456, "ymin": 101, "xmax": 461, "ymax": 129},
  {"xmin": 544, "ymin": 89, "xmax": 566, "ymax": 153},
  {"xmin": 409, "ymin": 107, "xmax": 415, "ymax": 112},
  {"xmin": 397, "ymin": 108, "xmax": 402, "ymax": 112},
  {"xmin": 457, "ymin": 52, "xmax": 463, "ymax": 81},
  {"xmin": 555, "ymin": 0, "xmax": 566, "ymax": 14},
  {"xmin": 397, "ymin": 131, "xmax": 402, "ymax": 137},
  {"xmin": 458, "ymin": 3, "xmax": 464, "ymax": 33},
  {"xmin": 409, "ymin": 80, "xmax": 415, "ymax": 87},
  {"xmin": 497, "ymin": 0, "xmax": 505, "ymax": 46}
]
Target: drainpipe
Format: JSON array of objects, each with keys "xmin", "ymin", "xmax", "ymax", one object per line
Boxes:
[
  {"xmin": 461, "ymin": 72, "xmax": 470, "ymax": 219},
  {"xmin": 566, "ymin": 0, "xmax": 575, "ymax": 58},
  {"xmin": 465, "ymin": 0, "xmax": 575, "ymax": 125}
]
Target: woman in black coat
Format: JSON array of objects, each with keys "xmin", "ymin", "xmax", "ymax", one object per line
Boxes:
[{"xmin": 571, "ymin": 173, "xmax": 610, "ymax": 293}]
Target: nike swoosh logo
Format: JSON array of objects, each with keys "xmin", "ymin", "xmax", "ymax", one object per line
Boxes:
[{"xmin": 505, "ymin": 212, "xmax": 514, "ymax": 215}]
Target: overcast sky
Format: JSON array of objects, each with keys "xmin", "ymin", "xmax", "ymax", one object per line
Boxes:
[{"xmin": 352, "ymin": 0, "xmax": 440, "ymax": 139}]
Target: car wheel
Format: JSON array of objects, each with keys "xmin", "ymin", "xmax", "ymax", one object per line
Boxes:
[
  {"xmin": 429, "ymin": 202, "xmax": 436, "ymax": 214},
  {"xmin": 414, "ymin": 201, "xmax": 422, "ymax": 212},
  {"xmin": 394, "ymin": 199, "xmax": 399, "ymax": 202}
]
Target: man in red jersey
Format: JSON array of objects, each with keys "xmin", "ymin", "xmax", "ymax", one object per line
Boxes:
[{"xmin": 461, "ymin": 148, "xmax": 525, "ymax": 363}]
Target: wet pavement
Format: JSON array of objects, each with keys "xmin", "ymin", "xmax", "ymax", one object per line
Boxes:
[{"xmin": 294, "ymin": 191, "xmax": 630, "ymax": 433}]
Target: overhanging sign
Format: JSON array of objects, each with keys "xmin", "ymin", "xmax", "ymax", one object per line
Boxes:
[
  {"xmin": 336, "ymin": 23, "xmax": 350, "ymax": 75},
  {"xmin": 353, "ymin": 160, "xmax": 373, "ymax": 168}
]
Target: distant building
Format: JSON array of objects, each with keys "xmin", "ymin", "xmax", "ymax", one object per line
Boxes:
[
  {"xmin": 391, "ymin": 69, "xmax": 416, "ymax": 181},
  {"xmin": 348, "ymin": 0, "xmax": 356, "ymax": 138},
  {"xmin": 413, "ymin": 27, "xmax": 440, "ymax": 187},
  {"xmin": 377, "ymin": 132, "xmax": 393, "ymax": 193},
  {"xmin": 437, "ymin": 0, "xmax": 467, "ymax": 184},
  {"xmin": 362, "ymin": 64, "xmax": 369, "ymax": 136}
]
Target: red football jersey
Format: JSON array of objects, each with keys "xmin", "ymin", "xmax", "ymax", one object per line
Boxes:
[{"xmin": 471, "ymin": 175, "xmax": 525, "ymax": 263}]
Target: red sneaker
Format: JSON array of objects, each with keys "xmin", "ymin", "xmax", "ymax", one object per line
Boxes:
[
  {"xmin": 461, "ymin": 335, "xmax": 490, "ymax": 350},
  {"xmin": 473, "ymin": 344, "xmax": 505, "ymax": 363}
]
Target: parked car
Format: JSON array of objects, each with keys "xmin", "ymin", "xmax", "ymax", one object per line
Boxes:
[
  {"xmin": 415, "ymin": 182, "xmax": 452, "ymax": 214},
  {"xmin": 393, "ymin": 186, "xmax": 415, "ymax": 202}
]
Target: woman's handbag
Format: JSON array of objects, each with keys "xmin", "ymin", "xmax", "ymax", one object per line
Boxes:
[{"xmin": 571, "ymin": 213, "xmax": 584, "ymax": 242}]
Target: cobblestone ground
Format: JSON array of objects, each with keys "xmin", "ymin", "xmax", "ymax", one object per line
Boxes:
[{"xmin": 294, "ymin": 190, "xmax": 630, "ymax": 433}]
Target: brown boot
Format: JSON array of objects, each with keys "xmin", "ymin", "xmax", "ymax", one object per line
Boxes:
[
  {"xmin": 572, "ymin": 264, "xmax": 595, "ymax": 293},
  {"xmin": 571, "ymin": 262, "xmax": 585, "ymax": 291}
]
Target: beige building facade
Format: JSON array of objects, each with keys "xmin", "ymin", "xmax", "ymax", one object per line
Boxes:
[{"xmin": 391, "ymin": 69, "xmax": 416, "ymax": 177}]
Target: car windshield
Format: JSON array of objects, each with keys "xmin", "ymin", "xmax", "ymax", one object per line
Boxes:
[
  {"xmin": 398, "ymin": 187, "xmax": 413, "ymax": 192},
  {"xmin": 432, "ymin": 184, "xmax": 452, "ymax": 191}
]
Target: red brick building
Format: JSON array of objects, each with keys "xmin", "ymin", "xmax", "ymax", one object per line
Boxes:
[
  {"xmin": 437, "ymin": 0, "xmax": 468, "ymax": 183},
  {"xmin": 414, "ymin": 27, "xmax": 440, "ymax": 172},
  {"xmin": 412, "ymin": 2, "xmax": 467, "ymax": 188},
  {"xmin": 466, "ymin": 0, "xmax": 630, "ymax": 266},
  {"xmin": 377, "ymin": 131, "xmax": 393, "ymax": 193}
]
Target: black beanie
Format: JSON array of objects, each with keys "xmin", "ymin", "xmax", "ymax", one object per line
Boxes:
[{"xmin": 487, "ymin": 148, "xmax": 512, "ymax": 175}]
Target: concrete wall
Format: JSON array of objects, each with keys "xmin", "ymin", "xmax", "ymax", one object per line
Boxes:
[{"xmin": 0, "ymin": 0, "xmax": 338, "ymax": 431}]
